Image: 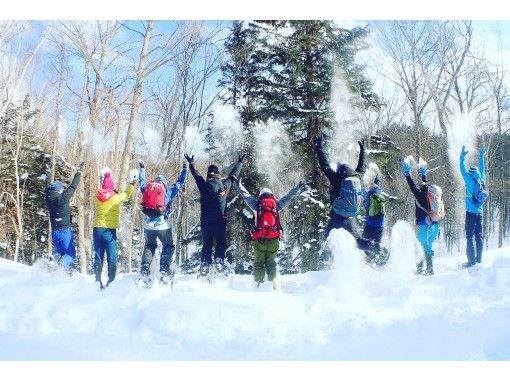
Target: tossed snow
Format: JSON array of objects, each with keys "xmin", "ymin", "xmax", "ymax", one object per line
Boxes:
[{"xmin": 1, "ymin": 221, "xmax": 510, "ymax": 361}]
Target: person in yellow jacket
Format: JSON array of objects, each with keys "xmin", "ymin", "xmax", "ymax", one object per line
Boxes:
[{"xmin": 93, "ymin": 169, "xmax": 135, "ymax": 289}]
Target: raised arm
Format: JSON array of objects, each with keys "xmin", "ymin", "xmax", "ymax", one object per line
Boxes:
[
  {"xmin": 314, "ymin": 136, "xmax": 336, "ymax": 182},
  {"xmin": 459, "ymin": 145, "xmax": 470, "ymax": 183},
  {"xmin": 402, "ymin": 160, "xmax": 421, "ymax": 200},
  {"xmin": 185, "ymin": 154, "xmax": 206, "ymax": 190},
  {"xmin": 277, "ymin": 181, "xmax": 305, "ymax": 211},
  {"xmin": 238, "ymin": 179, "xmax": 258, "ymax": 210},
  {"xmin": 223, "ymin": 154, "xmax": 244, "ymax": 191},
  {"xmin": 138, "ymin": 161, "xmax": 147, "ymax": 193},
  {"xmin": 115, "ymin": 183, "xmax": 135, "ymax": 204},
  {"xmin": 479, "ymin": 147, "xmax": 486, "ymax": 181},
  {"xmin": 62, "ymin": 162, "xmax": 84, "ymax": 202},
  {"xmin": 166, "ymin": 164, "xmax": 188, "ymax": 205},
  {"xmin": 355, "ymin": 139, "xmax": 366, "ymax": 175}
]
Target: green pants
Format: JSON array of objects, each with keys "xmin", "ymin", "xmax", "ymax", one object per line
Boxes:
[{"xmin": 253, "ymin": 238, "xmax": 279, "ymax": 283}]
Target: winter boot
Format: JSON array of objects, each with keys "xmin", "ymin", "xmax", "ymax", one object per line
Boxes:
[
  {"xmin": 424, "ymin": 255, "xmax": 434, "ymax": 276},
  {"xmin": 96, "ymin": 280, "xmax": 105, "ymax": 290},
  {"xmin": 198, "ymin": 262, "xmax": 210, "ymax": 278},
  {"xmin": 271, "ymin": 277, "xmax": 281, "ymax": 291},
  {"xmin": 415, "ymin": 260, "xmax": 425, "ymax": 275}
]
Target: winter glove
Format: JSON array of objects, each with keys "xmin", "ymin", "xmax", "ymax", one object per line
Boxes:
[
  {"xmin": 314, "ymin": 134, "xmax": 324, "ymax": 150},
  {"xmin": 297, "ymin": 180, "xmax": 307, "ymax": 192},
  {"xmin": 139, "ymin": 160, "xmax": 145, "ymax": 169},
  {"xmin": 184, "ymin": 154, "xmax": 194, "ymax": 165},
  {"xmin": 77, "ymin": 161, "xmax": 85, "ymax": 173},
  {"xmin": 418, "ymin": 165, "xmax": 427, "ymax": 178},
  {"xmin": 460, "ymin": 145, "xmax": 468, "ymax": 158},
  {"xmin": 480, "ymin": 147, "xmax": 486, "ymax": 157},
  {"xmin": 374, "ymin": 175, "xmax": 381, "ymax": 186},
  {"xmin": 402, "ymin": 160, "xmax": 412, "ymax": 176},
  {"xmin": 238, "ymin": 154, "xmax": 246, "ymax": 164},
  {"xmin": 358, "ymin": 139, "xmax": 365, "ymax": 150}
]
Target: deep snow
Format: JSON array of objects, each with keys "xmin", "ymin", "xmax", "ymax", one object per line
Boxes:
[{"xmin": 1, "ymin": 221, "xmax": 510, "ymax": 362}]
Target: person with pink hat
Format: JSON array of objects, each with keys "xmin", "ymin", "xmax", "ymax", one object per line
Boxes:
[{"xmin": 93, "ymin": 168, "xmax": 136, "ymax": 289}]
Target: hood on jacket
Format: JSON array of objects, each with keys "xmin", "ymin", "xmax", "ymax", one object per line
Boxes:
[
  {"xmin": 259, "ymin": 188, "xmax": 273, "ymax": 197},
  {"xmin": 155, "ymin": 175, "xmax": 168, "ymax": 188},
  {"xmin": 97, "ymin": 189, "xmax": 116, "ymax": 202},
  {"xmin": 336, "ymin": 161, "xmax": 356, "ymax": 177}
]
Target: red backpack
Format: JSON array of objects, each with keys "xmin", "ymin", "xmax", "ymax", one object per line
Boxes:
[
  {"xmin": 142, "ymin": 181, "xmax": 167, "ymax": 215},
  {"xmin": 251, "ymin": 194, "xmax": 282, "ymax": 240}
]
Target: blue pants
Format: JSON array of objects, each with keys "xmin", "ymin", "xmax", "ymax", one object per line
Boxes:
[
  {"xmin": 201, "ymin": 221, "xmax": 227, "ymax": 264},
  {"xmin": 141, "ymin": 228, "xmax": 175, "ymax": 276},
  {"xmin": 465, "ymin": 212, "xmax": 483, "ymax": 264},
  {"xmin": 51, "ymin": 227, "xmax": 76, "ymax": 268},
  {"xmin": 93, "ymin": 227, "xmax": 117, "ymax": 283},
  {"xmin": 417, "ymin": 223, "xmax": 439, "ymax": 257}
]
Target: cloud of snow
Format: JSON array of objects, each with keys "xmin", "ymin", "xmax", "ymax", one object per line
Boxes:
[
  {"xmin": 446, "ymin": 110, "xmax": 478, "ymax": 222},
  {"xmin": 328, "ymin": 67, "xmax": 360, "ymax": 168},
  {"xmin": 253, "ymin": 119, "xmax": 304, "ymax": 196},
  {"xmin": 210, "ymin": 102, "xmax": 245, "ymax": 159},
  {"xmin": 184, "ymin": 124, "xmax": 208, "ymax": 161},
  {"xmin": 325, "ymin": 228, "xmax": 367, "ymax": 304}
]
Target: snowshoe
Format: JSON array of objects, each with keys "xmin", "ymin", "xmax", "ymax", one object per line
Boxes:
[
  {"xmin": 213, "ymin": 258, "xmax": 229, "ymax": 278},
  {"xmin": 373, "ymin": 246, "xmax": 390, "ymax": 267},
  {"xmin": 160, "ymin": 271, "xmax": 175, "ymax": 289},
  {"xmin": 135, "ymin": 276, "xmax": 152, "ymax": 289}
]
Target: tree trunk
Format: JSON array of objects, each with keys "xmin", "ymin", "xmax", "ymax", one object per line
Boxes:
[{"xmin": 118, "ymin": 20, "xmax": 154, "ymax": 185}]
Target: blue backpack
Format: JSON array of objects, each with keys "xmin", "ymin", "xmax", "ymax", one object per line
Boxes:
[
  {"xmin": 332, "ymin": 176, "xmax": 363, "ymax": 217},
  {"xmin": 472, "ymin": 178, "xmax": 488, "ymax": 206}
]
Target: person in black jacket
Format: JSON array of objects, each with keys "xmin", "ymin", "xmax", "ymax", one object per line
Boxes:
[
  {"xmin": 184, "ymin": 153, "xmax": 244, "ymax": 276},
  {"xmin": 44, "ymin": 161, "xmax": 84, "ymax": 268},
  {"xmin": 314, "ymin": 135, "xmax": 366, "ymax": 238}
]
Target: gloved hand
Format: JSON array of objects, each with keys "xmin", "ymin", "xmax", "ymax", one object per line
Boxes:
[
  {"xmin": 77, "ymin": 161, "xmax": 85, "ymax": 173},
  {"xmin": 314, "ymin": 134, "xmax": 324, "ymax": 150},
  {"xmin": 184, "ymin": 154, "xmax": 194, "ymax": 165},
  {"xmin": 238, "ymin": 154, "xmax": 246, "ymax": 164},
  {"xmin": 460, "ymin": 145, "xmax": 468, "ymax": 158},
  {"xmin": 402, "ymin": 160, "xmax": 412, "ymax": 176},
  {"xmin": 374, "ymin": 175, "xmax": 381, "ymax": 186},
  {"xmin": 358, "ymin": 139, "xmax": 365, "ymax": 150},
  {"xmin": 139, "ymin": 160, "xmax": 145, "ymax": 169},
  {"xmin": 297, "ymin": 180, "xmax": 307, "ymax": 192},
  {"xmin": 480, "ymin": 147, "xmax": 486, "ymax": 157},
  {"xmin": 418, "ymin": 165, "xmax": 427, "ymax": 178}
]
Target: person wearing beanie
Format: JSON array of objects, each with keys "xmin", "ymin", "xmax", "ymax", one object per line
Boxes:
[
  {"xmin": 238, "ymin": 179, "xmax": 306, "ymax": 289},
  {"xmin": 184, "ymin": 153, "xmax": 244, "ymax": 277},
  {"xmin": 314, "ymin": 134, "xmax": 366, "ymax": 239},
  {"xmin": 93, "ymin": 169, "xmax": 136, "ymax": 289},
  {"xmin": 402, "ymin": 159, "xmax": 441, "ymax": 275},
  {"xmin": 460, "ymin": 145, "xmax": 487, "ymax": 267},
  {"xmin": 44, "ymin": 161, "xmax": 85, "ymax": 270},
  {"xmin": 137, "ymin": 160, "xmax": 187, "ymax": 286}
]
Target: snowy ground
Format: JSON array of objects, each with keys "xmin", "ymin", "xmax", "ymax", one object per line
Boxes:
[{"xmin": 1, "ymin": 221, "xmax": 510, "ymax": 365}]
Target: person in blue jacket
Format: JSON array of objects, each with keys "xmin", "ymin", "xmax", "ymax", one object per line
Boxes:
[
  {"xmin": 460, "ymin": 145, "xmax": 487, "ymax": 267},
  {"xmin": 359, "ymin": 175, "xmax": 387, "ymax": 263},
  {"xmin": 138, "ymin": 160, "xmax": 187, "ymax": 284},
  {"xmin": 44, "ymin": 161, "xmax": 84, "ymax": 269},
  {"xmin": 403, "ymin": 160, "xmax": 439, "ymax": 275}
]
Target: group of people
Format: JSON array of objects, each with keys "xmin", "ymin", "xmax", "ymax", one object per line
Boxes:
[{"xmin": 43, "ymin": 137, "xmax": 488, "ymax": 290}]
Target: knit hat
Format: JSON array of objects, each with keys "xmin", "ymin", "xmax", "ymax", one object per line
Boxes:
[
  {"xmin": 207, "ymin": 164, "xmax": 220, "ymax": 178},
  {"xmin": 469, "ymin": 165, "xmax": 480, "ymax": 179},
  {"xmin": 50, "ymin": 181, "xmax": 63, "ymax": 192},
  {"xmin": 259, "ymin": 188, "xmax": 273, "ymax": 197},
  {"xmin": 155, "ymin": 175, "xmax": 168, "ymax": 188},
  {"xmin": 102, "ymin": 172, "xmax": 116, "ymax": 191}
]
